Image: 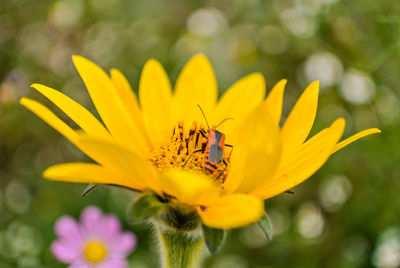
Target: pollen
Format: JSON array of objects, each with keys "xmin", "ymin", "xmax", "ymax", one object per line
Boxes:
[{"xmin": 149, "ymin": 121, "xmax": 231, "ymax": 184}]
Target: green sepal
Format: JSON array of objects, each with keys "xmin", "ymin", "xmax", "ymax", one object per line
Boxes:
[
  {"xmin": 82, "ymin": 184, "xmax": 99, "ymax": 196},
  {"xmin": 258, "ymin": 212, "xmax": 273, "ymax": 241},
  {"xmin": 129, "ymin": 192, "xmax": 167, "ymax": 221},
  {"xmin": 202, "ymin": 224, "xmax": 226, "ymax": 255}
]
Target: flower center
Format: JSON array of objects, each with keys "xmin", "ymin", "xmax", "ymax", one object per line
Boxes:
[
  {"xmin": 149, "ymin": 121, "xmax": 232, "ymax": 184},
  {"xmin": 84, "ymin": 241, "xmax": 107, "ymax": 264}
]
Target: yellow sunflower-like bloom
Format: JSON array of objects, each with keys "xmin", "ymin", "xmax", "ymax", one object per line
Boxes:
[{"xmin": 21, "ymin": 54, "xmax": 380, "ymax": 229}]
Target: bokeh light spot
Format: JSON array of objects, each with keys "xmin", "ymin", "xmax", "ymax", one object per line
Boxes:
[
  {"xmin": 303, "ymin": 52, "xmax": 343, "ymax": 90},
  {"xmin": 5, "ymin": 222, "xmax": 43, "ymax": 258},
  {"xmin": 296, "ymin": 202, "xmax": 325, "ymax": 240},
  {"xmin": 280, "ymin": 7, "xmax": 317, "ymax": 38},
  {"xmin": 339, "ymin": 69, "xmax": 375, "ymax": 105},
  {"xmin": 187, "ymin": 8, "xmax": 227, "ymax": 38},
  {"xmin": 373, "ymin": 228, "xmax": 400, "ymax": 268},
  {"xmin": 5, "ymin": 180, "xmax": 31, "ymax": 214},
  {"xmin": 319, "ymin": 174, "xmax": 352, "ymax": 212},
  {"xmin": 49, "ymin": 0, "xmax": 83, "ymax": 29}
]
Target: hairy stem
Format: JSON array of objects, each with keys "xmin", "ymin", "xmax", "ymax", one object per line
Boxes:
[{"xmin": 154, "ymin": 207, "xmax": 204, "ymax": 268}]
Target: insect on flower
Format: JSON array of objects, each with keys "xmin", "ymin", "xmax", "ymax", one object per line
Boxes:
[
  {"xmin": 20, "ymin": 54, "xmax": 381, "ymax": 231},
  {"xmin": 184, "ymin": 105, "xmax": 233, "ymax": 181}
]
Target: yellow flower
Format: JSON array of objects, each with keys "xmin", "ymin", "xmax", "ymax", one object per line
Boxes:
[{"xmin": 20, "ymin": 54, "xmax": 380, "ymax": 229}]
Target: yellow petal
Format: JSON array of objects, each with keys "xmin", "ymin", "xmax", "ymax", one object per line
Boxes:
[
  {"xmin": 197, "ymin": 194, "xmax": 264, "ymax": 229},
  {"xmin": 332, "ymin": 128, "xmax": 381, "ymax": 154},
  {"xmin": 172, "ymin": 54, "xmax": 217, "ymax": 127},
  {"xmin": 110, "ymin": 68, "xmax": 140, "ymax": 117},
  {"xmin": 265, "ymin": 79, "xmax": 287, "ymax": 125},
  {"xmin": 280, "ymin": 81, "xmax": 319, "ymax": 160},
  {"xmin": 21, "ymin": 96, "xmax": 159, "ymax": 193},
  {"xmin": 72, "ymin": 56, "xmax": 151, "ymax": 155},
  {"xmin": 20, "ymin": 97, "xmax": 78, "ymax": 143},
  {"xmin": 75, "ymin": 136, "xmax": 160, "ymax": 193},
  {"xmin": 20, "ymin": 98, "xmax": 108, "ymax": 165},
  {"xmin": 158, "ymin": 170, "xmax": 220, "ymax": 206},
  {"xmin": 110, "ymin": 68, "xmax": 149, "ymax": 144},
  {"xmin": 30, "ymin": 84, "xmax": 110, "ymax": 140},
  {"xmin": 214, "ymin": 73, "xmax": 266, "ymax": 137},
  {"xmin": 139, "ymin": 59, "xmax": 172, "ymax": 146},
  {"xmin": 252, "ymin": 118, "xmax": 345, "ymax": 200},
  {"xmin": 224, "ymin": 103, "xmax": 282, "ymax": 193},
  {"xmin": 44, "ymin": 163, "xmax": 143, "ymax": 191}
]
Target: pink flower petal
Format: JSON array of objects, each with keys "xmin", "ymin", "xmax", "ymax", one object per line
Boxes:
[
  {"xmin": 80, "ymin": 206, "xmax": 103, "ymax": 236},
  {"xmin": 52, "ymin": 206, "xmax": 136, "ymax": 268},
  {"xmin": 100, "ymin": 215, "xmax": 121, "ymax": 242},
  {"xmin": 97, "ymin": 258, "xmax": 128, "ymax": 268},
  {"xmin": 110, "ymin": 232, "xmax": 137, "ymax": 255},
  {"xmin": 69, "ymin": 263, "xmax": 90, "ymax": 268},
  {"xmin": 55, "ymin": 216, "xmax": 83, "ymax": 242},
  {"xmin": 51, "ymin": 240, "xmax": 82, "ymax": 263}
]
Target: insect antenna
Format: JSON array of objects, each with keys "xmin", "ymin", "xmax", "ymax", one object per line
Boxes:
[
  {"xmin": 215, "ymin": 117, "xmax": 233, "ymax": 129},
  {"xmin": 197, "ymin": 104, "xmax": 210, "ymax": 129}
]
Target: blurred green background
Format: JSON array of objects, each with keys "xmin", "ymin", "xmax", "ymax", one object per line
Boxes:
[{"xmin": 0, "ymin": 0, "xmax": 397, "ymax": 267}]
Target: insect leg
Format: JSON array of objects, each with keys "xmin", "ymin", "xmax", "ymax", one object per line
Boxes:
[
  {"xmin": 217, "ymin": 146, "xmax": 234, "ymax": 180},
  {"xmin": 215, "ymin": 164, "xmax": 228, "ymax": 181},
  {"xmin": 199, "ymin": 129, "xmax": 207, "ymax": 138},
  {"xmin": 182, "ymin": 149, "xmax": 205, "ymax": 167}
]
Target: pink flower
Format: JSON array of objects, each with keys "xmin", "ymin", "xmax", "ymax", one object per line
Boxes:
[{"xmin": 51, "ymin": 206, "xmax": 137, "ymax": 268}]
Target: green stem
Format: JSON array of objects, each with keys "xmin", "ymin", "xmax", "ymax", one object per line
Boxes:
[{"xmin": 154, "ymin": 207, "xmax": 204, "ymax": 268}]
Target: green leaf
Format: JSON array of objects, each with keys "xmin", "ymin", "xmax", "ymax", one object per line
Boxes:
[
  {"xmin": 202, "ymin": 224, "xmax": 226, "ymax": 255},
  {"xmin": 129, "ymin": 192, "xmax": 167, "ymax": 221},
  {"xmin": 258, "ymin": 212, "xmax": 273, "ymax": 241}
]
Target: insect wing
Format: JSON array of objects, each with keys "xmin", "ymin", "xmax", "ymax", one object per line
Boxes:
[{"xmin": 208, "ymin": 130, "xmax": 225, "ymax": 164}]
